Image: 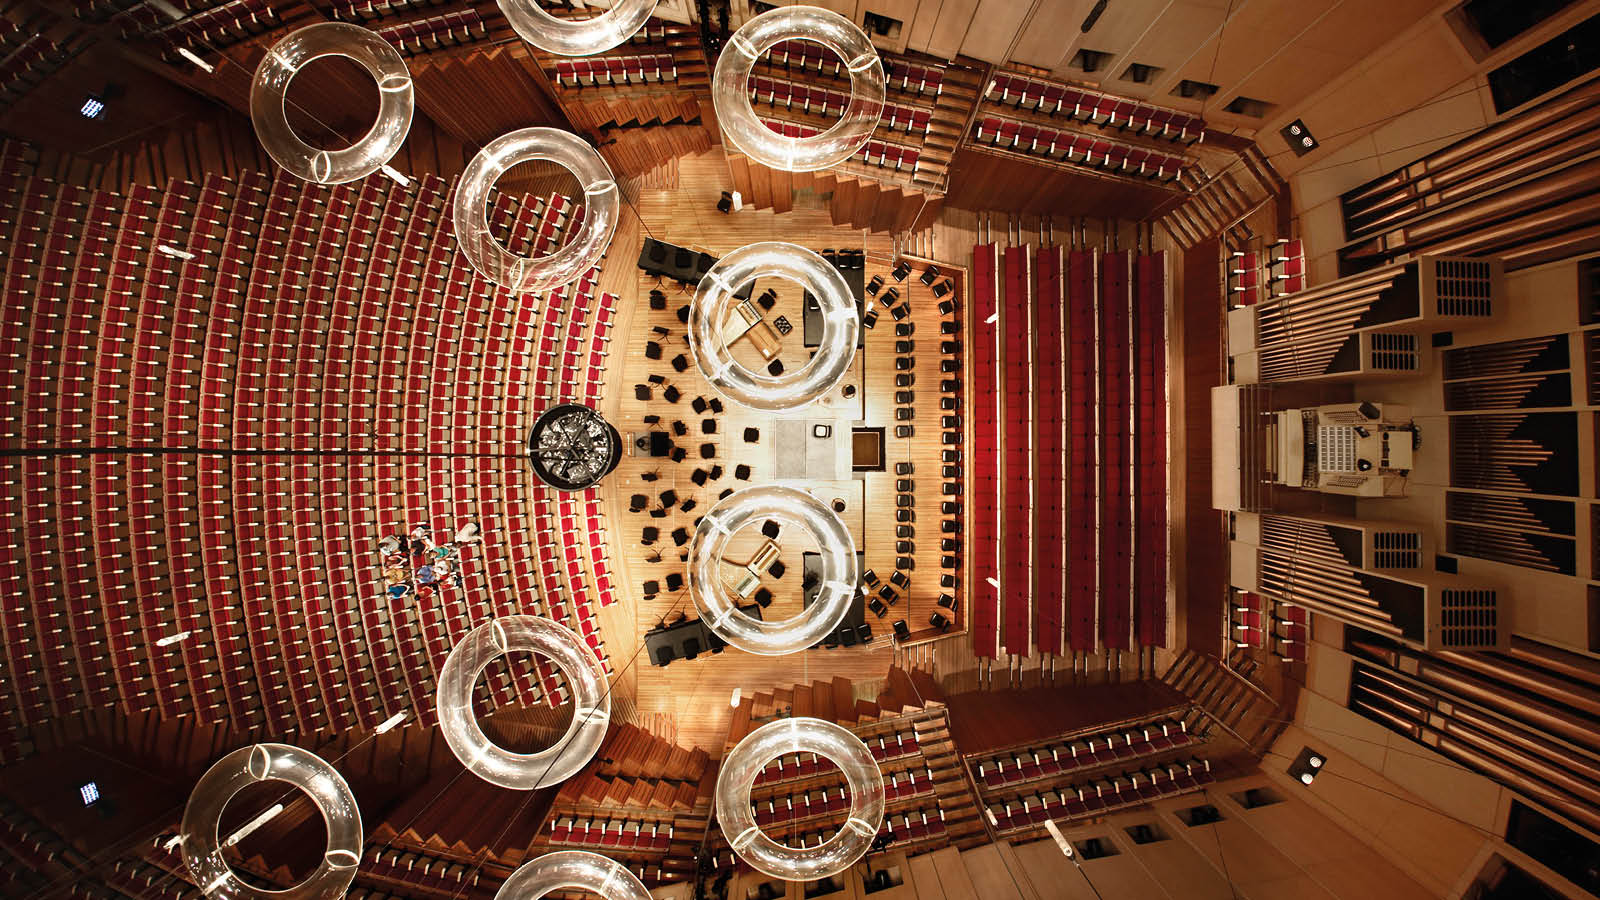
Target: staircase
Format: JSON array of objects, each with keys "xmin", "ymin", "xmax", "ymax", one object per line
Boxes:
[
  {"xmin": 912, "ymin": 62, "xmax": 986, "ymax": 194},
  {"xmin": 1161, "ymin": 647, "xmax": 1285, "ymax": 756},
  {"xmin": 1159, "ymin": 144, "xmax": 1284, "ymax": 250}
]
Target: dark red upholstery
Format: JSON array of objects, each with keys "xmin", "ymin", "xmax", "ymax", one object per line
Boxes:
[
  {"xmin": 970, "ymin": 244, "xmax": 1001, "ymax": 658},
  {"xmin": 1032, "ymin": 247, "xmax": 1066, "ymax": 655},
  {"xmin": 1098, "ymin": 251, "xmax": 1132, "ymax": 650}
]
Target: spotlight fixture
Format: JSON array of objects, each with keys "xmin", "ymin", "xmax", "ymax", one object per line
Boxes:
[
  {"xmin": 1281, "ymin": 118, "xmax": 1318, "ymax": 156},
  {"xmin": 1287, "ymin": 746, "xmax": 1326, "ymax": 785}
]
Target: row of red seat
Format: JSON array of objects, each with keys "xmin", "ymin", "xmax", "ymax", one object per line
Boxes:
[
  {"xmin": 986, "ymin": 73, "xmax": 1204, "ymax": 143},
  {"xmin": 973, "ymin": 717, "xmax": 1193, "ymax": 788},
  {"xmin": 554, "ymin": 52, "xmax": 677, "ymax": 87},
  {"xmin": 748, "ymin": 76, "xmax": 934, "ymax": 135},
  {"xmin": 375, "ymin": 8, "xmax": 486, "ymax": 56},
  {"xmin": 755, "ymin": 765, "xmax": 935, "ymax": 829},
  {"xmin": 1032, "ymin": 247, "xmax": 1066, "ymax": 655},
  {"xmin": 986, "ymin": 758, "xmax": 1214, "ymax": 831},
  {"xmin": 1230, "ymin": 591, "xmax": 1307, "ymax": 661},
  {"xmin": 882, "ymin": 805, "xmax": 948, "ymax": 846},
  {"xmin": 0, "ymin": 160, "xmax": 623, "ymax": 745},
  {"xmin": 759, "ymin": 119, "xmax": 921, "ymax": 173},
  {"xmin": 1066, "ymin": 250, "xmax": 1097, "ymax": 651},
  {"xmin": 1227, "ymin": 239, "xmax": 1305, "ymax": 308},
  {"xmin": 133, "ymin": 0, "xmax": 279, "ymax": 58},
  {"xmin": 969, "ymin": 245, "xmax": 1001, "ymax": 658},
  {"xmin": 762, "ymin": 41, "xmax": 944, "ymax": 98},
  {"xmin": 970, "ymin": 245, "xmax": 1168, "ymax": 657},
  {"xmin": 975, "ymin": 117, "xmax": 1186, "ymax": 183},
  {"xmin": 362, "ymin": 847, "xmax": 480, "ymax": 897},
  {"xmin": 1134, "ymin": 253, "xmax": 1168, "ymax": 647},
  {"xmin": 752, "ymin": 726, "xmax": 923, "ymax": 787},
  {"xmin": 1099, "ymin": 251, "xmax": 1133, "ymax": 650},
  {"xmin": 549, "ymin": 817, "xmax": 675, "ymax": 852},
  {"xmin": 0, "ymin": 23, "xmax": 77, "ymax": 109},
  {"xmin": 1001, "ymin": 247, "xmax": 1032, "ymax": 653}
]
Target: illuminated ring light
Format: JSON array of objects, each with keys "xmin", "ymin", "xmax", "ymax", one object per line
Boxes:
[
  {"xmin": 454, "ymin": 128, "xmax": 619, "ymax": 293},
  {"xmin": 436, "ymin": 615, "xmax": 611, "ymax": 790},
  {"xmin": 712, "ymin": 6, "xmax": 885, "ymax": 172},
  {"xmin": 250, "ymin": 22, "xmax": 414, "ymax": 185},
  {"xmin": 717, "ymin": 718, "xmax": 885, "ymax": 880},
  {"xmin": 689, "ymin": 485, "xmax": 858, "ymax": 656},
  {"xmin": 499, "ymin": 0, "xmax": 656, "ymax": 57},
  {"xmin": 180, "ymin": 743, "xmax": 362, "ymax": 900},
  {"xmin": 689, "ymin": 242, "xmax": 859, "ymax": 412},
  {"xmin": 495, "ymin": 850, "xmax": 652, "ymax": 900}
]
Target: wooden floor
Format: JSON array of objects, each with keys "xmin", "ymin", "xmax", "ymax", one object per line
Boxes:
[{"xmin": 579, "ymin": 153, "xmax": 973, "ymax": 750}]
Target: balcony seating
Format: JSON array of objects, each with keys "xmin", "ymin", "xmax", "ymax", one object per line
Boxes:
[
  {"xmin": 986, "ymin": 73, "xmax": 1204, "ymax": 144},
  {"xmin": 985, "ymin": 758, "xmax": 1213, "ymax": 830},
  {"xmin": 760, "ymin": 118, "xmax": 920, "ymax": 174},
  {"xmin": 973, "ymin": 115, "xmax": 1186, "ymax": 183},
  {"xmin": 555, "ymin": 53, "xmax": 677, "ymax": 86},
  {"xmin": 972, "ymin": 717, "xmax": 1195, "ymax": 790},
  {"xmin": 375, "ymin": 9, "xmax": 488, "ymax": 56}
]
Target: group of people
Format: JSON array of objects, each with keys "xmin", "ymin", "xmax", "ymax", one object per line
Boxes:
[{"xmin": 378, "ymin": 522, "xmax": 483, "ymax": 599}]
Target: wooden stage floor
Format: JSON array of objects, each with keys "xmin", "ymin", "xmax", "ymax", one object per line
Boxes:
[{"xmin": 576, "ymin": 153, "xmax": 967, "ymax": 750}]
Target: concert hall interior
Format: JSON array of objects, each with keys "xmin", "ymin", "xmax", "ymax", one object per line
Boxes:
[{"xmin": 3, "ymin": 0, "xmax": 1600, "ymax": 898}]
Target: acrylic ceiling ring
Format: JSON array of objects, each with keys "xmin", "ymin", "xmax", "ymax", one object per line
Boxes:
[
  {"xmin": 716, "ymin": 717, "xmax": 885, "ymax": 881},
  {"xmin": 712, "ymin": 6, "xmax": 885, "ymax": 172},
  {"xmin": 498, "ymin": 0, "xmax": 656, "ymax": 57},
  {"xmin": 180, "ymin": 743, "xmax": 363, "ymax": 900},
  {"xmin": 436, "ymin": 615, "xmax": 611, "ymax": 790},
  {"xmin": 250, "ymin": 22, "xmax": 414, "ymax": 185},
  {"xmin": 493, "ymin": 850, "xmax": 653, "ymax": 900},
  {"xmin": 688, "ymin": 241, "xmax": 860, "ymax": 412},
  {"xmin": 453, "ymin": 128, "xmax": 619, "ymax": 293},
  {"xmin": 689, "ymin": 485, "xmax": 859, "ymax": 656}
]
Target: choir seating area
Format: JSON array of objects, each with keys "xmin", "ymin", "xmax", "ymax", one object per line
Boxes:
[{"xmin": 966, "ymin": 237, "xmax": 1168, "ymax": 674}]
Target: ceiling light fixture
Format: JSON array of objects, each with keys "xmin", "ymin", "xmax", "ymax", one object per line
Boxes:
[
  {"xmin": 249, "ymin": 23, "xmax": 414, "ymax": 184},
  {"xmin": 713, "ymin": 7, "xmax": 884, "ymax": 172}
]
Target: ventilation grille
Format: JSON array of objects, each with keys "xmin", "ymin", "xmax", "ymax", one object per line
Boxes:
[
  {"xmin": 1437, "ymin": 589, "xmax": 1500, "ymax": 648},
  {"xmin": 1369, "ymin": 332, "xmax": 1419, "ymax": 370},
  {"xmin": 1432, "ymin": 259, "xmax": 1494, "ymax": 317},
  {"xmin": 1372, "ymin": 531, "xmax": 1421, "ymax": 569}
]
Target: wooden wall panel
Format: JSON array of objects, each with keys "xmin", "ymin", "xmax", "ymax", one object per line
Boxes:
[{"xmin": 943, "ymin": 147, "xmax": 1178, "ymax": 220}]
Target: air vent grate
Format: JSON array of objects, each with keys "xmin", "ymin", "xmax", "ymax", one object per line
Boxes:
[
  {"xmin": 1439, "ymin": 589, "xmax": 1500, "ymax": 648},
  {"xmin": 1373, "ymin": 531, "xmax": 1421, "ymax": 569},
  {"xmin": 1433, "ymin": 259, "xmax": 1494, "ymax": 317},
  {"xmin": 1369, "ymin": 332, "xmax": 1418, "ymax": 370}
]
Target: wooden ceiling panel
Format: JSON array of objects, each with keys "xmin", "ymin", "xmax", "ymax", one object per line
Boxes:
[
  {"xmin": 1295, "ymin": 0, "xmax": 1444, "ymax": 55},
  {"xmin": 920, "ymin": 0, "xmax": 980, "ymax": 60},
  {"xmin": 1009, "ymin": 0, "xmax": 1093, "ymax": 71},
  {"xmin": 1228, "ymin": 44, "xmax": 1355, "ymax": 112},
  {"xmin": 1115, "ymin": 3, "xmax": 1236, "ymax": 82},
  {"xmin": 958, "ymin": 0, "xmax": 1036, "ymax": 66}
]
